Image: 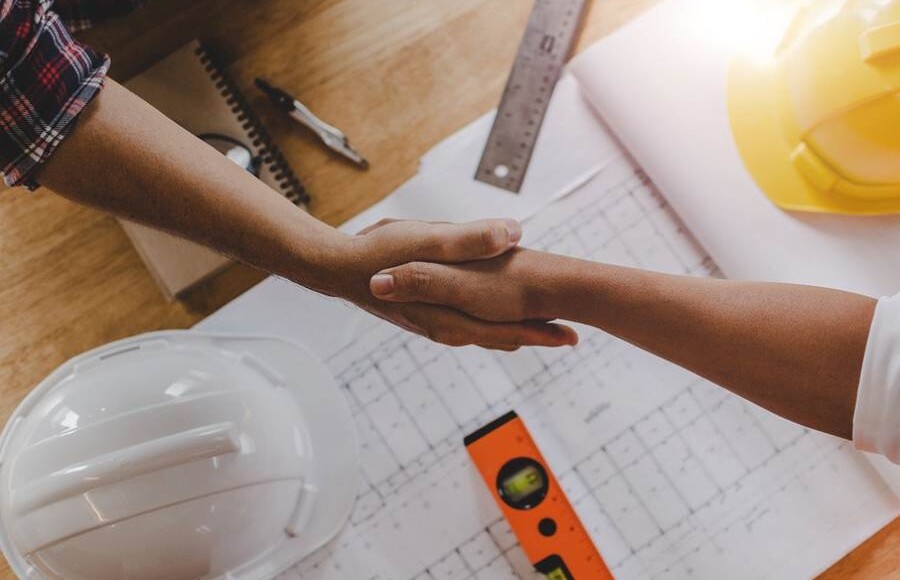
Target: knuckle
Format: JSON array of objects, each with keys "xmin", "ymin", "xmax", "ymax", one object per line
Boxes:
[
  {"xmin": 425, "ymin": 231, "xmax": 452, "ymax": 261},
  {"xmin": 402, "ymin": 264, "xmax": 432, "ymax": 294},
  {"xmin": 445, "ymin": 281, "xmax": 464, "ymax": 307},
  {"xmin": 479, "ymin": 225, "xmax": 502, "ymax": 254}
]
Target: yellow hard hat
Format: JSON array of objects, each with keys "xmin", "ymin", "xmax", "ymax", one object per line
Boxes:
[{"xmin": 728, "ymin": 0, "xmax": 900, "ymax": 215}]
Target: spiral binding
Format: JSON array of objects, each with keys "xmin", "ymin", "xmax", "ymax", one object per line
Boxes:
[{"xmin": 194, "ymin": 43, "xmax": 310, "ymax": 207}]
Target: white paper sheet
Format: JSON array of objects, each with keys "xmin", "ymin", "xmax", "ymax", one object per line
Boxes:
[
  {"xmin": 569, "ymin": 0, "xmax": 900, "ymax": 498},
  {"xmin": 340, "ymin": 73, "xmax": 618, "ymax": 234},
  {"xmin": 570, "ymin": 0, "xmax": 900, "ymax": 299},
  {"xmin": 200, "ymin": 151, "xmax": 898, "ymax": 579}
]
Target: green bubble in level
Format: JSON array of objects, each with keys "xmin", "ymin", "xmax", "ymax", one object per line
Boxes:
[
  {"xmin": 502, "ymin": 465, "xmax": 545, "ymax": 502},
  {"xmin": 545, "ymin": 568, "xmax": 570, "ymax": 580}
]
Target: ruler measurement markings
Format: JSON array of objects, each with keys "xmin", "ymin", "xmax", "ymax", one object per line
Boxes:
[{"xmin": 476, "ymin": 0, "xmax": 589, "ymax": 193}]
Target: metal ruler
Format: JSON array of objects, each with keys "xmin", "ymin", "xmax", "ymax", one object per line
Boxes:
[{"xmin": 475, "ymin": 0, "xmax": 589, "ymax": 193}]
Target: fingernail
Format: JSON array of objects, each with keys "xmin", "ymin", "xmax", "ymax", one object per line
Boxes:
[
  {"xmin": 504, "ymin": 219, "xmax": 522, "ymax": 246},
  {"xmin": 370, "ymin": 273, "xmax": 395, "ymax": 296}
]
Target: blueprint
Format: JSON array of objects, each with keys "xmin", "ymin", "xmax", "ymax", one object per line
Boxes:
[{"xmin": 200, "ymin": 154, "xmax": 898, "ymax": 580}]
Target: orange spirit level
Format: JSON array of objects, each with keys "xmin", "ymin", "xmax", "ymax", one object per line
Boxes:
[{"xmin": 464, "ymin": 411, "xmax": 614, "ymax": 580}]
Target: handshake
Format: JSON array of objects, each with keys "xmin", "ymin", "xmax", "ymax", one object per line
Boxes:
[{"xmin": 320, "ymin": 217, "xmax": 582, "ymax": 351}]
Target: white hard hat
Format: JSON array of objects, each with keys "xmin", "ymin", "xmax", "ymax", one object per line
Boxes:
[{"xmin": 0, "ymin": 331, "xmax": 358, "ymax": 580}]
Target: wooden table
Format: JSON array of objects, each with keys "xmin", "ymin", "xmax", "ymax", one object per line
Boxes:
[{"xmin": 0, "ymin": 0, "xmax": 896, "ymax": 577}]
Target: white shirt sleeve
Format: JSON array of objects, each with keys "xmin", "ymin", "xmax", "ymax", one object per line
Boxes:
[{"xmin": 854, "ymin": 293, "xmax": 900, "ymax": 464}]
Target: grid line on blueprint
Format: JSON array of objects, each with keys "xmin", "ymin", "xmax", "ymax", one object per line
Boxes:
[
  {"xmin": 333, "ymin": 171, "xmax": 677, "ymax": 518},
  {"xmin": 278, "ymin": 161, "xmax": 891, "ymax": 580}
]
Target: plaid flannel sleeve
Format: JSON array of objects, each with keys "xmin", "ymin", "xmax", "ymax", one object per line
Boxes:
[{"xmin": 0, "ymin": 0, "xmax": 109, "ymax": 188}]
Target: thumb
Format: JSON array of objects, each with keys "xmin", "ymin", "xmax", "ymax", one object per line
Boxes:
[{"xmin": 370, "ymin": 262, "xmax": 461, "ymax": 306}]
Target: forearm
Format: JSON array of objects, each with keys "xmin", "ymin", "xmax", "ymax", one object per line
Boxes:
[
  {"xmin": 36, "ymin": 79, "xmax": 348, "ymax": 294},
  {"xmin": 369, "ymin": 244, "xmax": 877, "ymax": 436},
  {"xmin": 33, "ymin": 80, "xmax": 578, "ymax": 349},
  {"xmin": 547, "ymin": 257, "xmax": 876, "ymax": 438}
]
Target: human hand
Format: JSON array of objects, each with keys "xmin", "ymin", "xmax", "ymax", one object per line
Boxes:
[
  {"xmin": 327, "ymin": 219, "xmax": 577, "ymax": 350},
  {"xmin": 367, "ymin": 247, "xmax": 575, "ymax": 325}
]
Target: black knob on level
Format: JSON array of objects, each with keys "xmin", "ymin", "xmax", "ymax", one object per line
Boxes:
[{"xmin": 538, "ymin": 517, "xmax": 557, "ymax": 537}]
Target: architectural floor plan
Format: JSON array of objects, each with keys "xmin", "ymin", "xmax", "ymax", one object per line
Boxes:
[{"xmin": 201, "ymin": 155, "xmax": 898, "ymax": 580}]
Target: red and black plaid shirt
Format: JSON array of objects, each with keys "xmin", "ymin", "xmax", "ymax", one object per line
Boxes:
[{"xmin": 0, "ymin": 1, "xmax": 142, "ymax": 188}]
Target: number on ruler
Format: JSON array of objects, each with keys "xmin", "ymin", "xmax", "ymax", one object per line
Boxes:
[{"xmin": 475, "ymin": 0, "xmax": 589, "ymax": 193}]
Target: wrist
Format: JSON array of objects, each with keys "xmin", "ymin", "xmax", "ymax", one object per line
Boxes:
[
  {"xmin": 518, "ymin": 252, "xmax": 593, "ymax": 320},
  {"xmin": 551, "ymin": 259, "xmax": 670, "ymax": 328},
  {"xmin": 533, "ymin": 255, "xmax": 616, "ymax": 323},
  {"xmin": 282, "ymin": 226, "xmax": 358, "ymax": 298}
]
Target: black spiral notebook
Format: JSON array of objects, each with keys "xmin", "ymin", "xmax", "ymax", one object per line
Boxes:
[{"xmin": 122, "ymin": 40, "xmax": 306, "ymax": 299}]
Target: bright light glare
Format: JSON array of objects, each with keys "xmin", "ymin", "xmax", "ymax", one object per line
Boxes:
[{"xmin": 695, "ymin": 0, "xmax": 803, "ymax": 67}]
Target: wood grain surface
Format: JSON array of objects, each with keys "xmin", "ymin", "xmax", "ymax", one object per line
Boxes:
[{"xmin": 0, "ymin": 0, "xmax": 896, "ymax": 578}]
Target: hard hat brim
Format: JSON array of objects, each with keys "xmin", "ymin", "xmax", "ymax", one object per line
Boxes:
[{"xmin": 728, "ymin": 54, "xmax": 900, "ymax": 216}]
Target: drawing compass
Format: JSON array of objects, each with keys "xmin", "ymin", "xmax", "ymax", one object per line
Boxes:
[{"xmin": 255, "ymin": 78, "xmax": 369, "ymax": 169}]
